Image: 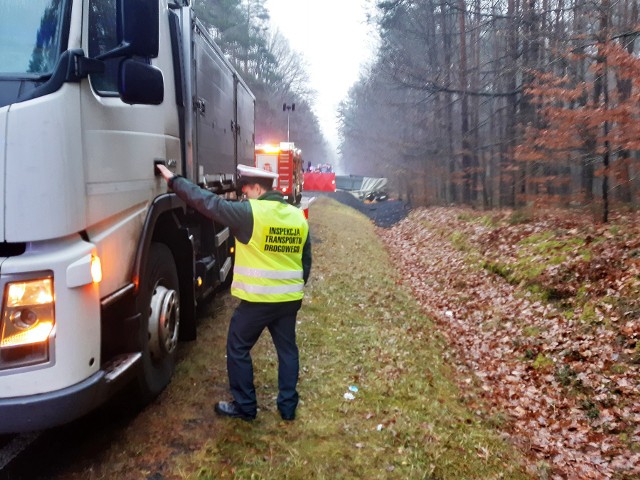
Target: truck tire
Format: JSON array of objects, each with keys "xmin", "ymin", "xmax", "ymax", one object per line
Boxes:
[{"xmin": 135, "ymin": 242, "xmax": 180, "ymax": 402}]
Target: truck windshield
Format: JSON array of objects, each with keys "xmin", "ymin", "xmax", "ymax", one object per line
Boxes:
[{"xmin": 0, "ymin": 0, "xmax": 68, "ymax": 76}]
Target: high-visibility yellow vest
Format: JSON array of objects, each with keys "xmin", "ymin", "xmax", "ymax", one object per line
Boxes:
[{"xmin": 231, "ymin": 199, "xmax": 309, "ymax": 302}]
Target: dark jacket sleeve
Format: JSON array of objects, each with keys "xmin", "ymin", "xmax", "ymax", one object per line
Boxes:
[
  {"xmin": 302, "ymin": 231, "xmax": 312, "ymax": 284},
  {"xmin": 169, "ymin": 176, "xmax": 253, "ymax": 244},
  {"xmin": 171, "ymin": 177, "xmax": 312, "ymax": 281}
]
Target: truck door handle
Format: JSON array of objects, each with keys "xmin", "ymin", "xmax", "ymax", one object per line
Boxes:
[
  {"xmin": 194, "ymin": 98, "xmax": 206, "ymax": 115},
  {"xmin": 154, "ymin": 159, "xmax": 176, "ymax": 176}
]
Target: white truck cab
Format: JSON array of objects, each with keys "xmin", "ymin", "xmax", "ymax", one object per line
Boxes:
[{"xmin": 0, "ymin": 0, "xmax": 254, "ymax": 432}]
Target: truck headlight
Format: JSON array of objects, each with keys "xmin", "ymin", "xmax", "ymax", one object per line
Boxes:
[{"xmin": 1, "ymin": 277, "xmax": 54, "ymax": 369}]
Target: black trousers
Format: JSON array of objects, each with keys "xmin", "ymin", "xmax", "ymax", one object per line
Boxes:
[{"xmin": 226, "ymin": 299, "xmax": 302, "ymax": 417}]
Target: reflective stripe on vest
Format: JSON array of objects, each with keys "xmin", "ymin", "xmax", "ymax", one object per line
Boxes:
[
  {"xmin": 231, "ymin": 199, "xmax": 308, "ymax": 303},
  {"xmin": 234, "ymin": 266, "xmax": 303, "ymax": 280},
  {"xmin": 231, "ymin": 281, "xmax": 304, "ymax": 295}
]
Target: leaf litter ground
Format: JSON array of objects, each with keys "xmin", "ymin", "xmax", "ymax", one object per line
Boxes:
[{"xmin": 377, "ymin": 206, "xmax": 640, "ymax": 479}]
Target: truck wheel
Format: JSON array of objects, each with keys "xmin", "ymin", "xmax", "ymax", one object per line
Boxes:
[{"xmin": 135, "ymin": 242, "xmax": 180, "ymax": 402}]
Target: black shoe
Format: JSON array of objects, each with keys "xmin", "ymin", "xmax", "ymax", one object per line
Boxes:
[
  {"xmin": 279, "ymin": 410, "xmax": 295, "ymax": 421},
  {"xmin": 214, "ymin": 401, "xmax": 255, "ymax": 421}
]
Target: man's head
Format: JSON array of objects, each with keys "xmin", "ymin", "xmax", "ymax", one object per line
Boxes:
[{"xmin": 237, "ymin": 164, "xmax": 278, "ymax": 199}]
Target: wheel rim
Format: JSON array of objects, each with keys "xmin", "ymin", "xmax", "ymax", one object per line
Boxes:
[{"xmin": 148, "ymin": 284, "xmax": 180, "ymax": 360}]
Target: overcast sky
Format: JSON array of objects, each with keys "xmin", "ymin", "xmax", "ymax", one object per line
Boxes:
[{"xmin": 265, "ymin": 0, "xmax": 378, "ymax": 153}]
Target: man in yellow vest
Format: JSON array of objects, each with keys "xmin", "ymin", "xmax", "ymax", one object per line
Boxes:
[{"xmin": 157, "ymin": 163, "xmax": 311, "ymax": 421}]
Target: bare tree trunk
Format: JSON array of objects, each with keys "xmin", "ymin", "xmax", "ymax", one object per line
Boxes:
[
  {"xmin": 503, "ymin": 0, "xmax": 519, "ymax": 207},
  {"xmin": 613, "ymin": 0, "xmax": 638, "ymax": 205},
  {"xmin": 471, "ymin": 0, "xmax": 482, "ymax": 206},
  {"xmin": 567, "ymin": 0, "xmax": 595, "ymax": 205},
  {"xmin": 458, "ymin": 0, "xmax": 472, "ymax": 204},
  {"xmin": 441, "ymin": 3, "xmax": 457, "ymax": 204},
  {"xmin": 520, "ymin": 0, "xmax": 540, "ymax": 205},
  {"xmin": 594, "ymin": 0, "xmax": 611, "ymax": 222}
]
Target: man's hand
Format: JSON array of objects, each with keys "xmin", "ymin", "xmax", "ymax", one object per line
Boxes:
[{"xmin": 156, "ymin": 164, "xmax": 175, "ymax": 183}]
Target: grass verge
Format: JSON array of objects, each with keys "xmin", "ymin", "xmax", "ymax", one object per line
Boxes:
[
  {"xmin": 56, "ymin": 198, "xmax": 529, "ymax": 480},
  {"xmin": 174, "ymin": 198, "xmax": 528, "ymax": 480}
]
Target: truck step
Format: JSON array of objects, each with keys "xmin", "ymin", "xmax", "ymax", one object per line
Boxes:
[
  {"xmin": 215, "ymin": 227, "xmax": 230, "ymax": 247},
  {"xmin": 103, "ymin": 353, "xmax": 142, "ymax": 383},
  {"xmin": 220, "ymin": 256, "xmax": 233, "ymax": 283},
  {"xmin": 196, "ymin": 256, "xmax": 216, "ymax": 272}
]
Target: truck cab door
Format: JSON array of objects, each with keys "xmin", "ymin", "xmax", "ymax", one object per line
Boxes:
[{"xmin": 80, "ymin": 0, "xmax": 179, "ymax": 294}]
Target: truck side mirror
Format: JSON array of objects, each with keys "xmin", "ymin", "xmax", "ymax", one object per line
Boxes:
[
  {"xmin": 98, "ymin": 0, "xmax": 159, "ymax": 60},
  {"xmin": 118, "ymin": 0, "xmax": 159, "ymax": 58},
  {"xmin": 119, "ymin": 60, "xmax": 164, "ymax": 105}
]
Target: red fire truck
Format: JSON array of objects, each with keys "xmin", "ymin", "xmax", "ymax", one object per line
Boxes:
[{"xmin": 255, "ymin": 143, "xmax": 304, "ymax": 204}]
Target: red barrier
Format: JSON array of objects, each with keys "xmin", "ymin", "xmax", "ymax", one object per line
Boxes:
[{"xmin": 303, "ymin": 172, "xmax": 336, "ymax": 192}]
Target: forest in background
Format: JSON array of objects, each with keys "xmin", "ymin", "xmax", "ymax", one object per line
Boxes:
[
  {"xmin": 339, "ymin": 0, "xmax": 640, "ymax": 221},
  {"xmin": 193, "ymin": 0, "xmax": 333, "ymax": 167},
  {"xmin": 195, "ymin": 0, "xmax": 640, "ymax": 222}
]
